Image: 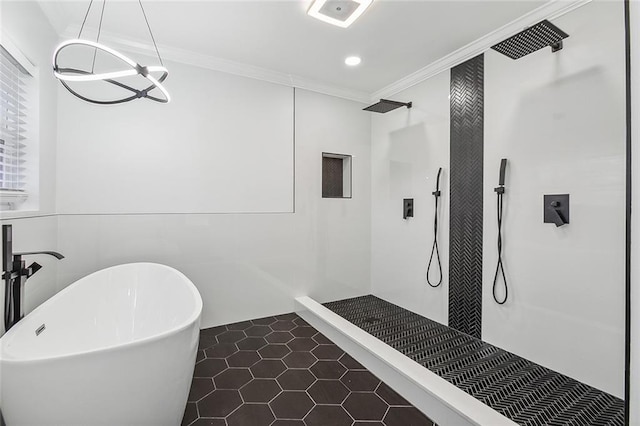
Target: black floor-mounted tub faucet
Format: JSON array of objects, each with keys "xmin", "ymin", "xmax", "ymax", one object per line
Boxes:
[{"xmin": 2, "ymin": 224, "xmax": 64, "ymax": 332}]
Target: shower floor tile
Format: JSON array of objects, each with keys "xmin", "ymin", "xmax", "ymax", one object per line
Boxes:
[
  {"xmin": 324, "ymin": 295, "xmax": 625, "ymax": 426},
  {"xmin": 182, "ymin": 313, "xmax": 437, "ymax": 426}
]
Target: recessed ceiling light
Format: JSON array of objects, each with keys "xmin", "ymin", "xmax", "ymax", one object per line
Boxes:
[
  {"xmin": 307, "ymin": 0, "xmax": 373, "ymax": 28},
  {"xmin": 345, "ymin": 56, "xmax": 362, "ymax": 66}
]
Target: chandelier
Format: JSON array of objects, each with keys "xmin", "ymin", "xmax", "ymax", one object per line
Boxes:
[{"xmin": 53, "ymin": 0, "xmax": 170, "ymax": 105}]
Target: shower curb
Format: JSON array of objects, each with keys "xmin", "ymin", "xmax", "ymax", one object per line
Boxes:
[{"xmin": 295, "ymin": 296, "xmax": 517, "ymax": 426}]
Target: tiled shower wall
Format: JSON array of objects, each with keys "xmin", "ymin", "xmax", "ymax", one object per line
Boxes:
[
  {"xmin": 482, "ymin": 1, "xmax": 626, "ymax": 398},
  {"xmin": 371, "ymin": 0, "xmax": 626, "ymax": 397}
]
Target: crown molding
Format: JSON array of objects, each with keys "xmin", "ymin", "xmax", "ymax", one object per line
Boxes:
[
  {"xmin": 43, "ymin": 0, "xmax": 591, "ymax": 106},
  {"xmin": 370, "ymin": 0, "xmax": 592, "ymax": 101},
  {"xmin": 57, "ymin": 24, "xmax": 371, "ymax": 104}
]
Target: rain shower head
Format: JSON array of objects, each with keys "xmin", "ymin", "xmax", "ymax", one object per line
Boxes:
[
  {"xmin": 491, "ymin": 20, "xmax": 569, "ymax": 60},
  {"xmin": 364, "ymin": 99, "xmax": 412, "ymax": 113}
]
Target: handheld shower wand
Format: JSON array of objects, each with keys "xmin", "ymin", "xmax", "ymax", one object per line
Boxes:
[
  {"xmin": 427, "ymin": 168, "xmax": 443, "ymax": 288},
  {"xmin": 493, "ymin": 159, "xmax": 508, "ymax": 304}
]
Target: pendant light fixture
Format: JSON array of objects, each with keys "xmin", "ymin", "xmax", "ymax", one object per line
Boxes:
[{"xmin": 53, "ymin": 0, "xmax": 170, "ymax": 105}]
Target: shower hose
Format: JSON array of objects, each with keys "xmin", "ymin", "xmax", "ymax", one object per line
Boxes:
[
  {"xmin": 493, "ymin": 168, "xmax": 508, "ymax": 304},
  {"xmin": 427, "ymin": 168, "xmax": 443, "ymax": 288}
]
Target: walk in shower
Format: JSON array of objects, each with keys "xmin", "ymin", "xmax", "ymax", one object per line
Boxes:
[{"xmin": 300, "ymin": 1, "xmax": 629, "ymax": 425}]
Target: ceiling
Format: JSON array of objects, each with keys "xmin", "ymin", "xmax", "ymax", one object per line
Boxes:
[{"xmin": 37, "ymin": 0, "xmax": 547, "ymax": 97}]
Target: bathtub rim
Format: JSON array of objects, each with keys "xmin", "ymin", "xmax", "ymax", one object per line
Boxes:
[{"xmin": 0, "ymin": 262, "xmax": 203, "ymax": 364}]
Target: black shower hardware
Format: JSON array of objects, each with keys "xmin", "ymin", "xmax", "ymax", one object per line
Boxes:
[
  {"xmin": 2, "ymin": 225, "xmax": 64, "ymax": 332},
  {"xmin": 544, "ymin": 194, "xmax": 569, "ymax": 227},
  {"xmin": 427, "ymin": 168, "xmax": 443, "ymax": 288},
  {"xmin": 363, "ymin": 99, "xmax": 412, "ymax": 113},
  {"xmin": 491, "ymin": 20, "xmax": 569, "ymax": 60},
  {"xmin": 403, "ymin": 198, "xmax": 414, "ymax": 219},
  {"xmin": 493, "ymin": 159, "xmax": 508, "ymax": 304}
]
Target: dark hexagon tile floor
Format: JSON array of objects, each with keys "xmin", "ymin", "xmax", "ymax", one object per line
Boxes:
[{"xmin": 183, "ymin": 313, "xmax": 436, "ymax": 426}]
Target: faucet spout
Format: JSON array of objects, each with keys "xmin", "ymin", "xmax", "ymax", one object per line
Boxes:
[{"xmin": 14, "ymin": 251, "xmax": 65, "ymax": 260}]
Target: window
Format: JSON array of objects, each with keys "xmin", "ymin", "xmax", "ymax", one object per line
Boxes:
[{"xmin": 0, "ymin": 40, "xmax": 36, "ymax": 211}]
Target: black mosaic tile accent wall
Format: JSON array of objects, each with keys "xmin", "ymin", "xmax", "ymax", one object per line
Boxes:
[
  {"xmin": 449, "ymin": 54, "xmax": 485, "ymax": 339},
  {"xmin": 322, "ymin": 157, "xmax": 344, "ymax": 198},
  {"xmin": 324, "ymin": 295, "xmax": 625, "ymax": 426}
]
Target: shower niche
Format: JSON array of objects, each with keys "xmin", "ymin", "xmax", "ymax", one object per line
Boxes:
[{"xmin": 322, "ymin": 152, "xmax": 352, "ymax": 198}]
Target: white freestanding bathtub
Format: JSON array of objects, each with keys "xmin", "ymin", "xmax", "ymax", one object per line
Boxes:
[{"xmin": 0, "ymin": 263, "xmax": 202, "ymax": 426}]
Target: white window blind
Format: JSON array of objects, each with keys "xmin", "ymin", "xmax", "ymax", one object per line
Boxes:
[{"xmin": 0, "ymin": 46, "xmax": 29, "ymax": 193}]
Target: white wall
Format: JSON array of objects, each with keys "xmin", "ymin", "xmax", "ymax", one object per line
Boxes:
[
  {"xmin": 370, "ymin": 70, "xmax": 450, "ymax": 325},
  {"xmin": 0, "ymin": 1, "xmax": 60, "ymax": 333},
  {"xmin": 371, "ymin": 0, "xmax": 626, "ymax": 398},
  {"xmin": 56, "ymin": 59, "xmax": 294, "ymax": 214},
  {"xmin": 56, "ymin": 83, "xmax": 372, "ymax": 327}
]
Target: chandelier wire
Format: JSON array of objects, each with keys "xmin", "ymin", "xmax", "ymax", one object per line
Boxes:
[
  {"xmin": 91, "ymin": 0, "xmax": 106, "ymax": 73},
  {"xmin": 139, "ymin": 0, "xmax": 163, "ymax": 66},
  {"xmin": 78, "ymin": 0, "xmax": 94, "ymax": 38}
]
